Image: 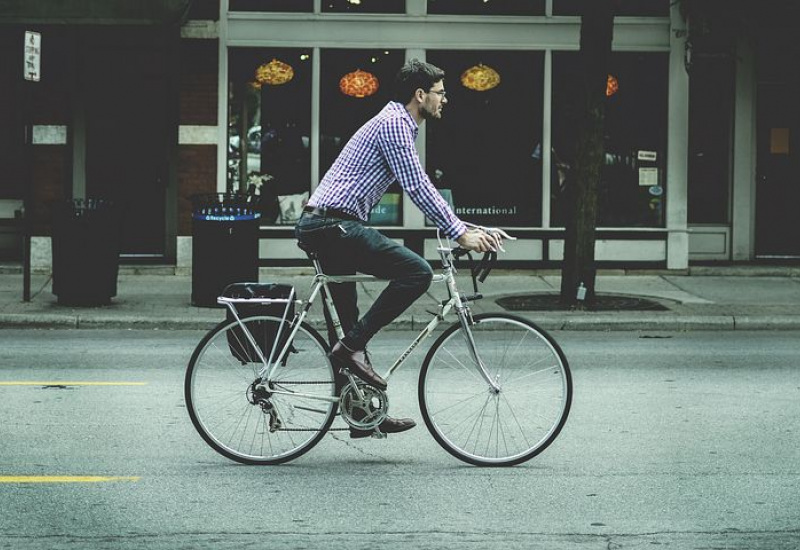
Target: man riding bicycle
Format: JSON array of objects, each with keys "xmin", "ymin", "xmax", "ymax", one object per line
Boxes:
[{"xmin": 295, "ymin": 59, "xmax": 500, "ymax": 439}]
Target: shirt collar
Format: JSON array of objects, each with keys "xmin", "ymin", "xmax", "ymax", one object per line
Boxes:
[{"xmin": 388, "ymin": 101, "xmax": 419, "ymax": 137}]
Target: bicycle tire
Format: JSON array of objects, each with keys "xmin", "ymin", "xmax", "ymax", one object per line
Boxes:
[
  {"xmin": 185, "ymin": 315, "xmax": 337, "ymax": 465},
  {"xmin": 419, "ymin": 313, "xmax": 572, "ymax": 467}
]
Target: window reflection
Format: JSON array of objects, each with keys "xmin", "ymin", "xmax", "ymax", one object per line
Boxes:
[
  {"xmin": 426, "ymin": 51, "xmax": 544, "ymax": 227},
  {"xmin": 228, "ymin": 48, "xmax": 312, "ymax": 225},
  {"xmin": 551, "ymin": 52, "xmax": 668, "ymax": 227},
  {"xmin": 319, "ymin": 49, "xmax": 405, "ymax": 225}
]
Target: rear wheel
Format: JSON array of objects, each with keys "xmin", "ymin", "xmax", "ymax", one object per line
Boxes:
[
  {"xmin": 419, "ymin": 313, "xmax": 572, "ymax": 466},
  {"xmin": 185, "ymin": 316, "xmax": 337, "ymax": 465}
]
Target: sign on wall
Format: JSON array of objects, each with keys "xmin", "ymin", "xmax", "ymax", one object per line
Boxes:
[{"xmin": 24, "ymin": 31, "xmax": 41, "ymax": 82}]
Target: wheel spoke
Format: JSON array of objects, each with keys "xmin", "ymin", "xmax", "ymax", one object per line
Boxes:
[
  {"xmin": 421, "ymin": 315, "xmax": 571, "ymax": 466},
  {"xmin": 186, "ymin": 317, "xmax": 337, "ymax": 465}
]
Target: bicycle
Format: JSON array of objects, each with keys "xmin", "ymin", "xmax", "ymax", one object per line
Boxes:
[{"xmin": 184, "ymin": 225, "xmax": 572, "ymax": 467}]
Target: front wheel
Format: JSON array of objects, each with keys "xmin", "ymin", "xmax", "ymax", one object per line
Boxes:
[
  {"xmin": 419, "ymin": 313, "xmax": 572, "ymax": 466},
  {"xmin": 185, "ymin": 316, "xmax": 337, "ymax": 465}
]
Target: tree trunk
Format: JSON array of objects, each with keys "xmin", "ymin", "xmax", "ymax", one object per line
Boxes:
[{"xmin": 559, "ymin": 1, "xmax": 615, "ymax": 308}]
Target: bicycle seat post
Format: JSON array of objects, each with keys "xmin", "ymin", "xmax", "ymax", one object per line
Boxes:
[{"xmin": 312, "ymin": 257, "xmax": 325, "ymax": 277}]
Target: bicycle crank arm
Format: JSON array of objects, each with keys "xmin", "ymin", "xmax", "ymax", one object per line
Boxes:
[{"xmin": 339, "ymin": 368, "xmax": 366, "ymax": 400}]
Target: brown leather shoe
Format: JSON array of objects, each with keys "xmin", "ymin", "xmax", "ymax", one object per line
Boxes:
[
  {"xmin": 349, "ymin": 416, "xmax": 417, "ymax": 439},
  {"xmin": 330, "ymin": 342, "xmax": 387, "ymax": 390}
]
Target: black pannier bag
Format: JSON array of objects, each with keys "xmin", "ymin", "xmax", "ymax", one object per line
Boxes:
[{"xmin": 221, "ymin": 283, "xmax": 296, "ymax": 365}]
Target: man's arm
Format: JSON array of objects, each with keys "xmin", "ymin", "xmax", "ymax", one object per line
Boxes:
[{"xmin": 377, "ymin": 120, "xmax": 466, "ymax": 241}]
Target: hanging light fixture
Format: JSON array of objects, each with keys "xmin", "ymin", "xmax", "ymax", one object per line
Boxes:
[
  {"xmin": 606, "ymin": 74, "xmax": 619, "ymax": 97},
  {"xmin": 460, "ymin": 63, "xmax": 501, "ymax": 92},
  {"xmin": 255, "ymin": 58, "xmax": 294, "ymax": 86},
  {"xmin": 339, "ymin": 69, "xmax": 380, "ymax": 98}
]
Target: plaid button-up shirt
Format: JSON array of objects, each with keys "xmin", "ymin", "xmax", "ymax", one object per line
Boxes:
[{"xmin": 308, "ymin": 101, "xmax": 466, "ymax": 241}]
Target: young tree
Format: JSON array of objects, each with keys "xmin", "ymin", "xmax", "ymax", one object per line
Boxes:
[{"xmin": 559, "ymin": 1, "xmax": 616, "ymax": 308}]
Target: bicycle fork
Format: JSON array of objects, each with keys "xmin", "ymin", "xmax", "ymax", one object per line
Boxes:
[{"xmin": 450, "ymin": 285, "xmax": 502, "ymax": 394}]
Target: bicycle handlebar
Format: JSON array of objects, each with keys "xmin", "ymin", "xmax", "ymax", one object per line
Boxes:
[
  {"xmin": 450, "ymin": 248, "xmax": 495, "ymax": 292},
  {"xmin": 442, "ymin": 223, "xmax": 516, "ymax": 291}
]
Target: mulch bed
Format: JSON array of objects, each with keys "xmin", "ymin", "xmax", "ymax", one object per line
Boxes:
[{"xmin": 496, "ymin": 294, "xmax": 670, "ymax": 312}]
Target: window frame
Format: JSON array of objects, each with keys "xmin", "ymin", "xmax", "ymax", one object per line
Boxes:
[{"xmin": 220, "ymin": 0, "xmax": 672, "ymax": 230}]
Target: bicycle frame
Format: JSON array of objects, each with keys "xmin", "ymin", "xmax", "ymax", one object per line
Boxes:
[{"xmin": 216, "ymin": 243, "xmax": 501, "ymax": 408}]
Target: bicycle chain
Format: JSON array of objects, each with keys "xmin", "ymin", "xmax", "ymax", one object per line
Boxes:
[
  {"xmin": 265, "ymin": 379, "xmax": 343, "ymax": 431},
  {"xmin": 276, "ymin": 427, "xmax": 349, "ymax": 432},
  {"xmin": 271, "ymin": 380, "xmax": 335, "ymax": 385}
]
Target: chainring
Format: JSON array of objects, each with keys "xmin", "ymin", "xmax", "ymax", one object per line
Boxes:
[{"xmin": 339, "ymin": 381, "xmax": 389, "ymax": 431}]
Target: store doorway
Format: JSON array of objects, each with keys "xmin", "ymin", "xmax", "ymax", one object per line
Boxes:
[
  {"xmin": 83, "ymin": 29, "xmax": 172, "ymax": 260},
  {"xmin": 755, "ymin": 52, "xmax": 800, "ymax": 258}
]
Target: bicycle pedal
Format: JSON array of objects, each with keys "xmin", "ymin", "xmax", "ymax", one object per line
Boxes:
[{"xmin": 371, "ymin": 431, "xmax": 387, "ymax": 439}]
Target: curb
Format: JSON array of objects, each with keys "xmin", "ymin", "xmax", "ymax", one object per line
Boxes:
[{"xmin": 3, "ymin": 312, "xmax": 800, "ymax": 331}]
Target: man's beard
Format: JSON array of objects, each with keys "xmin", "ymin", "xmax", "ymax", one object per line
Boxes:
[{"xmin": 420, "ymin": 103, "xmax": 440, "ymax": 121}]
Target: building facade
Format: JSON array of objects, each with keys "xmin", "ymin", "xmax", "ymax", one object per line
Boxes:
[{"xmin": 1, "ymin": 0, "xmax": 797, "ymax": 271}]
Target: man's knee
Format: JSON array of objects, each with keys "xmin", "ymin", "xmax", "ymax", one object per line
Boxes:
[{"xmin": 410, "ymin": 260, "xmax": 434, "ymax": 290}]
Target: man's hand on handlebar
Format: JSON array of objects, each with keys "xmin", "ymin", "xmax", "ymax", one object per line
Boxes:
[{"xmin": 456, "ymin": 228, "xmax": 502, "ymax": 253}]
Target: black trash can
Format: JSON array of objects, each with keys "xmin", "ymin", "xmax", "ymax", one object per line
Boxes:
[
  {"xmin": 191, "ymin": 193, "xmax": 261, "ymax": 307},
  {"xmin": 51, "ymin": 198, "xmax": 120, "ymax": 306}
]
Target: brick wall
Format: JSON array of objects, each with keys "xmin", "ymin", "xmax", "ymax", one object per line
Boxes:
[
  {"xmin": 178, "ymin": 146, "xmax": 217, "ymax": 235},
  {"xmin": 179, "ymin": 39, "xmax": 218, "ymax": 125},
  {"xmin": 178, "ymin": 38, "xmax": 219, "ymax": 236}
]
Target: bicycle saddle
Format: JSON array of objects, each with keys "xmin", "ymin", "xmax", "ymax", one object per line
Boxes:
[{"xmin": 296, "ymin": 240, "xmax": 319, "ymax": 259}]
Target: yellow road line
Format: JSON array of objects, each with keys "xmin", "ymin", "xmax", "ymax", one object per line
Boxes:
[
  {"xmin": 0, "ymin": 476, "xmax": 140, "ymax": 483},
  {"xmin": 0, "ymin": 382, "xmax": 148, "ymax": 386}
]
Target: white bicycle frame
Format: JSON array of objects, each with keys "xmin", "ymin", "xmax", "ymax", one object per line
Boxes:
[{"xmin": 216, "ymin": 227, "xmax": 506, "ymax": 406}]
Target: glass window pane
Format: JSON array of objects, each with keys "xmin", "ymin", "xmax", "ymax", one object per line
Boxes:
[
  {"xmin": 229, "ymin": 0, "xmax": 313, "ymax": 12},
  {"xmin": 551, "ymin": 51, "xmax": 668, "ymax": 228},
  {"xmin": 554, "ymin": 0, "xmax": 668, "ymax": 16},
  {"xmin": 322, "ymin": 0, "xmax": 405, "ymax": 14},
  {"xmin": 428, "ymin": 0, "xmax": 544, "ymax": 16},
  {"xmin": 427, "ymin": 51, "xmax": 544, "ymax": 227},
  {"xmin": 688, "ymin": 59, "xmax": 734, "ymax": 224},
  {"xmin": 319, "ymin": 49, "xmax": 405, "ymax": 226},
  {"xmin": 228, "ymin": 48, "xmax": 312, "ymax": 225}
]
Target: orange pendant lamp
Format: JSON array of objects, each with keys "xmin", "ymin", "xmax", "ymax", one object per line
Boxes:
[
  {"xmin": 255, "ymin": 58, "xmax": 295, "ymax": 86},
  {"xmin": 606, "ymin": 74, "xmax": 619, "ymax": 97},
  {"xmin": 460, "ymin": 63, "xmax": 501, "ymax": 92},
  {"xmin": 339, "ymin": 69, "xmax": 380, "ymax": 98}
]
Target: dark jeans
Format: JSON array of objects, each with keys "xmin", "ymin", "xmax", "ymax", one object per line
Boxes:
[{"xmin": 295, "ymin": 212, "xmax": 433, "ymax": 351}]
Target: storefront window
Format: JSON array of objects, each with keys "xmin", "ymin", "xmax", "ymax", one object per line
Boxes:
[
  {"xmin": 551, "ymin": 52, "xmax": 668, "ymax": 227},
  {"xmin": 427, "ymin": 0, "xmax": 544, "ymax": 16},
  {"xmin": 229, "ymin": 0, "xmax": 313, "ymax": 12},
  {"xmin": 319, "ymin": 49, "xmax": 405, "ymax": 225},
  {"xmin": 322, "ymin": 0, "xmax": 405, "ymax": 13},
  {"xmin": 554, "ymin": 0, "xmax": 668, "ymax": 16},
  {"xmin": 228, "ymin": 48, "xmax": 312, "ymax": 225},
  {"xmin": 426, "ymin": 51, "xmax": 544, "ymax": 227},
  {"xmin": 688, "ymin": 60, "xmax": 734, "ymax": 224}
]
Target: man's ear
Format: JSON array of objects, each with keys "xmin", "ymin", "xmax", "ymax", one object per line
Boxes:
[{"xmin": 413, "ymin": 88, "xmax": 426, "ymax": 103}]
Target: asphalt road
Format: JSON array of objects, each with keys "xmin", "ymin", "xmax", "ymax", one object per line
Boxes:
[{"xmin": 1, "ymin": 328, "xmax": 799, "ymax": 550}]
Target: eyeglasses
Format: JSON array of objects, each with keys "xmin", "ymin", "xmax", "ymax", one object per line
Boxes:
[{"xmin": 428, "ymin": 89, "xmax": 447, "ymax": 98}]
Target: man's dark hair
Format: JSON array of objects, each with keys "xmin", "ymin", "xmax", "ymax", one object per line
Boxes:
[{"xmin": 392, "ymin": 59, "xmax": 445, "ymax": 103}]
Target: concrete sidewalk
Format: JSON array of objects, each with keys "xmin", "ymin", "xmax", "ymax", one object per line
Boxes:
[{"xmin": 1, "ymin": 264, "xmax": 799, "ymax": 331}]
